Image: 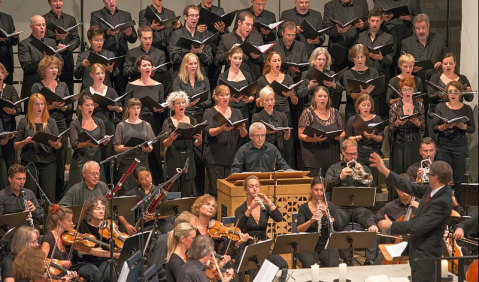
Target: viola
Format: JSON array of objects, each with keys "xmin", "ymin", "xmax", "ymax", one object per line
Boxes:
[
  {"xmin": 204, "ymin": 254, "xmax": 226, "ymax": 281},
  {"xmin": 99, "ymin": 220, "xmax": 129, "ymax": 249},
  {"xmin": 61, "ymin": 229, "xmax": 111, "ymax": 249},
  {"xmin": 45, "ymin": 258, "xmax": 84, "ymax": 282}
]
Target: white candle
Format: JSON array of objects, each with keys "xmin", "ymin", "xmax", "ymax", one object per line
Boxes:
[
  {"xmin": 441, "ymin": 259, "xmax": 448, "ymax": 278},
  {"xmin": 339, "ymin": 263, "xmax": 347, "ymax": 282},
  {"xmin": 311, "ymin": 263, "xmax": 320, "ymax": 282}
]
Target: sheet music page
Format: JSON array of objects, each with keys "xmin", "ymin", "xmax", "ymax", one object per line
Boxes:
[
  {"xmin": 253, "ymin": 259, "xmax": 279, "ymax": 282},
  {"xmin": 385, "ymin": 241, "xmax": 408, "ymax": 258},
  {"xmin": 117, "ymin": 261, "xmax": 129, "ymax": 282}
]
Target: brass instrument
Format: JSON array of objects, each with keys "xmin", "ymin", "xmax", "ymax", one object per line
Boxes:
[
  {"xmin": 418, "ymin": 158, "xmax": 431, "ymax": 184},
  {"xmin": 347, "ymin": 159, "xmax": 373, "ymax": 185},
  {"xmin": 21, "ymin": 190, "xmax": 34, "ymax": 227}
]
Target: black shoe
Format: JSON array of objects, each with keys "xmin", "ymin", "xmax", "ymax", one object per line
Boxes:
[{"xmin": 363, "ymin": 260, "xmax": 374, "ymax": 265}]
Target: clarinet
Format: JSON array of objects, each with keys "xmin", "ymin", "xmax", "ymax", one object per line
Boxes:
[
  {"xmin": 21, "ymin": 190, "xmax": 34, "ymax": 227},
  {"xmin": 316, "ymin": 201, "xmax": 323, "ymax": 236}
]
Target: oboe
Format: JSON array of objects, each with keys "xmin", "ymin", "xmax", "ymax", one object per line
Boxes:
[{"xmin": 21, "ymin": 190, "xmax": 34, "ymax": 227}]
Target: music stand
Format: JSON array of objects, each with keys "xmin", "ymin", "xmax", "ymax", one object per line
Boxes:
[
  {"xmin": 118, "ymin": 230, "xmax": 152, "ymax": 265},
  {"xmin": 271, "ymin": 233, "xmax": 321, "ymax": 269},
  {"xmin": 460, "ymin": 183, "xmax": 477, "ymax": 211},
  {"xmin": 111, "ymin": 196, "xmax": 140, "ymax": 217},
  {"xmin": 65, "ymin": 205, "xmax": 83, "ymax": 224},
  {"xmin": 326, "ymin": 231, "xmax": 376, "ymax": 266},
  {"xmin": 0, "ymin": 212, "xmax": 29, "ymax": 237},
  {"xmin": 332, "ymin": 187, "xmax": 376, "ymax": 231},
  {"xmin": 447, "ymin": 215, "xmax": 470, "ymax": 227},
  {"xmin": 125, "ymin": 250, "xmax": 143, "ymax": 282},
  {"xmin": 156, "ymin": 197, "xmax": 198, "ymax": 216},
  {"xmin": 236, "ymin": 239, "xmax": 273, "ymax": 273}
]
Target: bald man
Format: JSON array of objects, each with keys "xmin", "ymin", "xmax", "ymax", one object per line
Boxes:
[{"xmin": 18, "ymin": 15, "xmax": 61, "ymax": 108}]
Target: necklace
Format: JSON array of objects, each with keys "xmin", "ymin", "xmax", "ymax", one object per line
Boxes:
[
  {"xmin": 356, "ymin": 69, "xmax": 366, "ymax": 74},
  {"xmin": 198, "ymin": 222, "xmax": 208, "ymax": 228}
]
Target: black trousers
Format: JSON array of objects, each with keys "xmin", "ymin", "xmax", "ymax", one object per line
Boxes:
[
  {"xmin": 298, "ymin": 249, "xmax": 340, "ymax": 268},
  {"xmin": 22, "ymin": 160, "xmax": 57, "ymax": 201},
  {"xmin": 205, "ymin": 164, "xmax": 230, "ymax": 198}
]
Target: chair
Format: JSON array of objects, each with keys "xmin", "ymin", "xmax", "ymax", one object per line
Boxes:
[
  {"xmin": 221, "ymin": 216, "xmax": 236, "ymax": 225},
  {"xmin": 291, "ymin": 212, "xmax": 298, "ymax": 233},
  {"xmin": 167, "ymin": 192, "xmax": 181, "ymax": 200},
  {"xmin": 143, "ymin": 264, "xmax": 159, "ymax": 282}
]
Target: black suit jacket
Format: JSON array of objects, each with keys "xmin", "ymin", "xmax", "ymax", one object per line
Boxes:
[
  {"xmin": 278, "ymin": 8, "xmax": 324, "ymax": 56},
  {"xmin": 0, "ymin": 12, "xmax": 19, "ymax": 74},
  {"xmin": 215, "ymin": 31, "xmax": 264, "ymax": 80},
  {"xmin": 357, "ymin": 29, "xmax": 394, "ymax": 77},
  {"xmin": 387, "ymin": 171, "xmax": 452, "ymax": 281},
  {"xmin": 401, "ymin": 32, "xmax": 448, "ymax": 78},
  {"xmin": 90, "ymin": 7, "xmax": 138, "ymax": 56},
  {"xmin": 271, "ymin": 39, "xmax": 308, "ymax": 81},
  {"xmin": 43, "ymin": 11, "xmax": 81, "ymax": 78},
  {"xmin": 124, "ymin": 46, "xmax": 166, "ymax": 82},
  {"xmin": 234, "ymin": 6, "xmax": 277, "ymax": 43},
  {"xmin": 74, "ymin": 48, "xmax": 119, "ymax": 90},
  {"xmin": 18, "ymin": 35, "xmax": 59, "ymax": 98},
  {"xmin": 139, "ymin": 5, "xmax": 177, "ymax": 54},
  {"xmin": 323, "ymin": 0, "xmax": 369, "ymax": 66},
  {"xmin": 168, "ymin": 27, "xmax": 213, "ymax": 72}
]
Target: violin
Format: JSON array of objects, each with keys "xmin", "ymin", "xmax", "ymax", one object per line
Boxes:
[
  {"xmin": 61, "ymin": 229, "xmax": 111, "ymax": 250},
  {"xmin": 204, "ymin": 254, "xmax": 226, "ymax": 281},
  {"xmin": 208, "ymin": 220, "xmax": 257, "ymax": 243},
  {"xmin": 445, "ymin": 209, "xmax": 463, "ymax": 274},
  {"xmin": 45, "ymin": 258, "xmax": 83, "ymax": 282},
  {"xmin": 99, "ymin": 220, "xmax": 129, "ymax": 249}
]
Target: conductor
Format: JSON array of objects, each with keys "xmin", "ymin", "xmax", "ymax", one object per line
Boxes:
[{"xmin": 369, "ymin": 152, "xmax": 453, "ymax": 282}]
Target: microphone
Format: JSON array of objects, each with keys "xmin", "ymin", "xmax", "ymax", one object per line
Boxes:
[
  {"xmin": 272, "ymin": 156, "xmax": 277, "ymax": 171},
  {"xmin": 319, "ymin": 168, "xmax": 322, "ymax": 177}
]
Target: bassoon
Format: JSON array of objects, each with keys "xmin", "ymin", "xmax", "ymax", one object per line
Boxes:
[{"xmin": 106, "ymin": 158, "xmax": 140, "ymax": 199}]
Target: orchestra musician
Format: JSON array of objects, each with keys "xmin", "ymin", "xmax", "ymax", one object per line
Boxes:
[
  {"xmin": 1, "ymin": 226, "xmax": 40, "ymax": 282},
  {"xmin": 176, "ymin": 235, "xmax": 234, "ymax": 282},
  {"xmin": 370, "ymin": 153, "xmax": 454, "ymax": 282},
  {"xmin": 14, "ymin": 93, "xmax": 61, "ymax": 200},
  {"xmin": 118, "ymin": 166, "xmax": 173, "ymax": 235},
  {"xmin": 59, "ymin": 161, "xmax": 108, "ymax": 207},
  {"xmin": 235, "ymin": 175, "xmax": 288, "ymax": 278},
  {"xmin": 73, "ymin": 196, "xmax": 120, "ymax": 282},
  {"xmin": 0, "ymin": 164, "xmax": 43, "ymax": 223},
  {"xmin": 406, "ymin": 137, "xmax": 436, "ymax": 183},
  {"xmin": 296, "ymin": 176, "xmax": 341, "ymax": 268},
  {"xmin": 165, "ymin": 222, "xmax": 197, "ymax": 282}
]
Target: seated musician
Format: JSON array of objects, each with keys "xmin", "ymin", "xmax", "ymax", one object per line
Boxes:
[
  {"xmin": 13, "ymin": 247, "xmax": 76, "ymax": 282},
  {"xmin": 230, "ymin": 122, "xmax": 291, "ymax": 174},
  {"xmin": 234, "ymin": 175, "xmax": 288, "ymax": 279},
  {"xmin": 147, "ymin": 211, "xmax": 198, "ymax": 282},
  {"xmin": 72, "ymin": 196, "xmax": 120, "ymax": 282},
  {"xmin": 0, "ymin": 164, "xmax": 43, "ymax": 224},
  {"xmin": 453, "ymin": 208, "xmax": 478, "ymax": 254},
  {"xmin": 59, "ymin": 161, "xmax": 108, "ymax": 207},
  {"xmin": 297, "ymin": 176, "xmax": 341, "ymax": 268},
  {"xmin": 165, "ymin": 222, "xmax": 197, "ymax": 282},
  {"xmin": 1, "ymin": 226, "xmax": 40, "ymax": 282},
  {"xmin": 40, "ymin": 205, "xmax": 76, "ymax": 271},
  {"xmin": 176, "ymin": 235, "xmax": 234, "ymax": 282},
  {"xmin": 118, "ymin": 166, "xmax": 173, "ymax": 235},
  {"xmin": 366, "ymin": 174, "xmax": 420, "ymax": 265}
]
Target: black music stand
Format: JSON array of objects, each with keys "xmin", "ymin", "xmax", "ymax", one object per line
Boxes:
[
  {"xmin": 118, "ymin": 230, "xmax": 152, "ymax": 266},
  {"xmin": 460, "ymin": 183, "xmax": 477, "ymax": 213},
  {"xmin": 111, "ymin": 196, "xmax": 140, "ymax": 217},
  {"xmin": 271, "ymin": 233, "xmax": 321, "ymax": 269},
  {"xmin": 0, "ymin": 212, "xmax": 29, "ymax": 237},
  {"xmin": 332, "ymin": 187, "xmax": 376, "ymax": 231},
  {"xmin": 326, "ymin": 231, "xmax": 376, "ymax": 266},
  {"xmin": 236, "ymin": 239, "xmax": 273, "ymax": 273},
  {"xmin": 156, "ymin": 197, "xmax": 198, "ymax": 216},
  {"xmin": 65, "ymin": 205, "xmax": 83, "ymax": 225},
  {"xmin": 124, "ymin": 250, "xmax": 143, "ymax": 282}
]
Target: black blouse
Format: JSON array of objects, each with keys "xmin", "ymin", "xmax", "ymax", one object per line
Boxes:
[
  {"xmin": 256, "ymin": 75, "xmax": 295, "ymax": 114},
  {"xmin": 235, "ymin": 201, "xmax": 283, "ymax": 241},
  {"xmin": 15, "ymin": 117, "xmax": 59, "ymax": 164},
  {"xmin": 167, "ymin": 253, "xmax": 185, "ymax": 282},
  {"xmin": 0, "ymin": 84, "xmax": 21, "ymax": 130}
]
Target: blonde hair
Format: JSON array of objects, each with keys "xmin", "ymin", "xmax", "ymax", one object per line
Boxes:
[
  {"xmin": 348, "ymin": 44, "xmax": 369, "ymax": 62},
  {"xmin": 309, "ymin": 47, "xmax": 332, "ymax": 68},
  {"xmin": 27, "ymin": 93, "xmax": 50, "ymax": 131},
  {"xmin": 166, "ymin": 91, "xmax": 190, "ymax": 110},
  {"xmin": 165, "ymin": 222, "xmax": 196, "ymax": 263},
  {"xmin": 178, "ymin": 53, "xmax": 204, "ymax": 84},
  {"xmin": 258, "ymin": 86, "xmax": 275, "ymax": 107},
  {"xmin": 212, "ymin": 85, "xmax": 230, "ymax": 105},
  {"xmin": 38, "ymin": 55, "xmax": 63, "ymax": 79},
  {"xmin": 398, "ymin": 54, "xmax": 415, "ymax": 67}
]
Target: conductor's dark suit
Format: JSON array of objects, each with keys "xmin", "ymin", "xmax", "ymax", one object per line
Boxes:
[
  {"xmin": 0, "ymin": 12, "xmax": 19, "ymax": 85},
  {"xmin": 387, "ymin": 171, "xmax": 452, "ymax": 282},
  {"xmin": 323, "ymin": 0, "xmax": 369, "ymax": 71},
  {"xmin": 18, "ymin": 35, "xmax": 58, "ymax": 100}
]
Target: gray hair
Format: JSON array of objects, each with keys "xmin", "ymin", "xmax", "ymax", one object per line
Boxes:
[
  {"xmin": 11, "ymin": 226, "xmax": 39, "ymax": 254},
  {"xmin": 166, "ymin": 91, "xmax": 190, "ymax": 110},
  {"xmin": 309, "ymin": 47, "xmax": 332, "ymax": 68},
  {"xmin": 413, "ymin": 13, "xmax": 430, "ymax": 27},
  {"xmin": 186, "ymin": 235, "xmax": 214, "ymax": 259},
  {"xmin": 30, "ymin": 15, "xmax": 44, "ymax": 25},
  {"xmin": 249, "ymin": 121, "xmax": 266, "ymax": 133},
  {"xmin": 82, "ymin": 160, "xmax": 100, "ymax": 173}
]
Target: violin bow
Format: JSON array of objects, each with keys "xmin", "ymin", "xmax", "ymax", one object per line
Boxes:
[
  {"xmin": 224, "ymin": 219, "xmax": 240, "ymax": 256},
  {"xmin": 67, "ymin": 201, "xmax": 88, "ymax": 260},
  {"xmin": 211, "ymin": 251, "xmax": 226, "ymax": 282}
]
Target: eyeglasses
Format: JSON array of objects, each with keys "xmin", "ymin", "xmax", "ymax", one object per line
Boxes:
[
  {"xmin": 174, "ymin": 101, "xmax": 186, "ymax": 106},
  {"xmin": 401, "ymin": 88, "xmax": 414, "ymax": 93},
  {"xmin": 344, "ymin": 151, "xmax": 358, "ymax": 157},
  {"xmin": 139, "ymin": 173, "xmax": 152, "ymax": 181},
  {"xmin": 188, "ymin": 14, "xmax": 200, "ymax": 18},
  {"xmin": 251, "ymin": 134, "xmax": 266, "ymax": 139},
  {"xmin": 87, "ymin": 172, "xmax": 100, "ymax": 176},
  {"xmin": 92, "ymin": 38, "xmax": 104, "ymax": 43}
]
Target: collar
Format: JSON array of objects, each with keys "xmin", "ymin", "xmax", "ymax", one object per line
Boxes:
[
  {"xmin": 248, "ymin": 6, "xmax": 264, "ymax": 18},
  {"xmin": 141, "ymin": 46, "xmax": 155, "ymax": 54},
  {"xmin": 48, "ymin": 10, "xmax": 64, "ymax": 19},
  {"xmin": 151, "ymin": 4, "xmax": 163, "ymax": 14},
  {"xmin": 430, "ymin": 185, "xmax": 445, "ymax": 198},
  {"xmin": 198, "ymin": 3, "xmax": 212, "ymax": 11},
  {"xmin": 341, "ymin": 0, "xmax": 354, "ymax": 7},
  {"xmin": 190, "ymin": 259, "xmax": 206, "ymax": 271},
  {"xmin": 280, "ymin": 38, "xmax": 296, "ymax": 50},
  {"xmin": 103, "ymin": 7, "xmax": 119, "ymax": 15},
  {"xmin": 5, "ymin": 186, "xmax": 17, "ymax": 197},
  {"xmin": 368, "ymin": 29, "xmax": 383, "ymax": 38},
  {"xmin": 246, "ymin": 140, "xmax": 267, "ymax": 151},
  {"xmin": 82, "ymin": 181, "xmax": 99, "ymax": 191},
  {"xmin": 235, "ymin": 31, "xmax": 248, "ymax": 43},
  {"xmin": 295, "ymin": 8, "xmax": 310, "ymax": 17}
]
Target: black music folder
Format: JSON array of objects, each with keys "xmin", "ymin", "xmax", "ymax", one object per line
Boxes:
[
  {"xmin": 144, "ymin": 6, "xmax": 180, "ymax": 28},
  {"xmin": 30, "ymin": 39, "xmax": 73, "ymax": 56},
  {"xmin": 175, "ymin": 121, "xmax": 208, "ymax": 140},
  {"xmin": 198, "ymin": 9, "xmax": 237, "ymax": 31},
  {"xmin": 190, "ymin": 90, "xmax": 209, "ymax": 104},
  {"xmin": 87, "ymin": 52, "xmax": 125, "ymax": 66},
  {"xmin": 259, "ymin": 121, "xmax": 291, "ymax": 132},
  {"xmin": 300, "ymin": 20, "xmax": 332, "ymax": 40},
  {"xmin": 39, "ymin": 87, "xmax": 81, "ymax": 105},
  {"xmin": 92, "ymin": 91, "xmax": 130, "ymax": 108},
  {"xmin": 280, "ymin": 62, "xmax": 309, "ymax": 72},
  {"xmin": 302, "ymin": 126, "xmax": 343, "ymax": 140},
  {"xmin": 269, "ymin": 80, "xmax": 304, "ymax": 94},
  {"xmin": 329, "ymin": 17, "xmax": 359, "ymax": 28},
  {"xmin": 78, "ymin": 132, "xmax": 113, "ymax": 146},
  {"xmin": 46, "ymin": 20, "xmax": 84, "ymax": 34},
  {"xmin": 346, "ymin": 75, "xmax": 386, "ymax": 96},
  {"xmin": 99, "ymin": 18, "xmax": 135, "ymax": 30},
  {"xmin": 431, "ymin": 113, "xmax": 470, "ymax": 124},
  {"xmin": 175, "ymin": 33, "xmax": 219, "ymax": 49},
  {"xmin": 253, "ymin": 20, "xmax": 285, "ymax": 31},
  {"xmin": 239, "ymin": 42, "xmax": 276, "ymax": 55},
  {"xmin": 351, "ymin": 115, "xmax": 388, "ymax": 134},
  {"xmin": 124, "ymin": 137, "xmax": 146, "ymax": 147},
  {"xmin": 306, "ymin": 67, "xmax": 348, "ymax": 83},
  {"xmin": 213, "ymin": 112, "xmax": 247, "ymax": 128},
  {"xmin": 0, "ymin": 28, "xmax": 23, "ymax": 38},
  {"xmin": 31, "ymin": 128, "xmax": 70, "ymax": 145},
  {"xmin": 415, "ymin": 59, "xmax": 435, "ymax": 71},
  {"xmin": 139, "ymin": 96, "xmax": 168, "ymax": 112},
  {"xmin": 366, "ymin": 42, "xmax": 394, "ymax": 55},
  {"xmin": 152, "ymin": 62, "xmax": 171, "ymax": 72},
  {"xmin": 375, "ymin": 0, "xmax": 410, "ymax": 19},
  {"xmin": 0, "ymin": 131, "xmax": 21, "ymax": 140},
  {"xmin": 219, "ymin": 79, "xmax": 258, "ymax": 99},
  {"xmin": 0, "ymin": 97, "xmax": 28, "ymax": 109}
]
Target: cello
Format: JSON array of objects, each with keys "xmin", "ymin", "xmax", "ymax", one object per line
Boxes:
[{"xmin": 445, "ymin": 209, "xmax": 463, "ymax": 274}]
